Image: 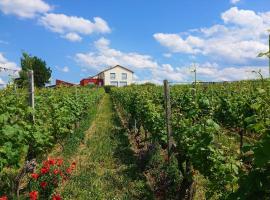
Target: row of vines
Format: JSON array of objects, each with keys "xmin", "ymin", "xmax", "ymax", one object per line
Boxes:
[
  {"xmin": 111, "ymin": 80, "xmax": 270, "ymax": 199},
  {"xmin": 0, "ymin": 86, "xmax": 104, "ymax": 196}
]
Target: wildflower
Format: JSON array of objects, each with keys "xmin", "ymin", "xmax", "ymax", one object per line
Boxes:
[
  {"xmin": 56, "ymin": 159, "xmax": 63, "ymax": 166},
  {"xmin": 40, "ymin": 181, "xmax": 48, "ymax": 189},
  {"xmin": 66, "ymin": 167, "xmax": 72, "ymax": 174},
  {"xmin": 53, "ymin": 169, "xmax": 60, "ymax": 175},
  {"xmin": 31, "ymin": 173, "xmax": 39, "ymax": 180},
  {"xmin": 52, "ymin": 194, "xmax": 61, "ymax": 200},
  {"xmin": 41, "ymin": 167, "xmax": 49, "ymax": 174},
  {"xmin": 29, "ymin": 191, "xmax": 38, "ymax": 200},
  {"xmin": 48, "ymin": 158, "xmax": 56, "ymax": 165}
]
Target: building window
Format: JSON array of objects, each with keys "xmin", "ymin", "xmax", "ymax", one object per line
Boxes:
[
  {"xmin": 110, "ymin": 73, "xmax": 116, "ymax": 79},
  {"xmin": 110, "ymin": 81, "xmax": 118, "ymax": 87},
  {"xmin": 122, "ymin": 73, "xmax": 127, "ymax": 80},
  {"xmin": 119, "ymin": 81, "xmax": 127, "ymax": 87}
]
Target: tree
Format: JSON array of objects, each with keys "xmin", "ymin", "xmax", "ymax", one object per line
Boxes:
[{"xmin": 16, "ymin": 52, "xmax": 52, "ymax": 88}]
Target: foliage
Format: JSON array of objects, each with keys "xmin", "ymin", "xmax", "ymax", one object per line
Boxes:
[
  {"xmin": 0, "ymin": 86, "xmax": 104, "ymax": 195},
  {"xmin": 111, "ymin": 80, "xmax": 270, "ymax": 199},
  {"xmin": 16, "ymin": 52, "xmax": 52, "ymax": 88}
]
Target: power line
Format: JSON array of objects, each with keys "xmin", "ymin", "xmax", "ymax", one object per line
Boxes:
[{"xmin": 0, "ymin": 66, "xmax": 21, "ymax": 73}]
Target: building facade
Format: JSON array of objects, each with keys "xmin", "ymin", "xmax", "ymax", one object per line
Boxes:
[{"xmin": 80, "ymin": 65, "xmax": 133, "ymax": 87}]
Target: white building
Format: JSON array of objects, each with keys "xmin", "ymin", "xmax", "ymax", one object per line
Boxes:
[{"xmin": 91, "ymin": 65, "xmax": 134, "ymax": 87}]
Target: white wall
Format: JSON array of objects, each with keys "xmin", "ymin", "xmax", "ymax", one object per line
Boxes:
[{"xmin": 103, "ymin": 66, "xmax": 133, "ymax": 87}]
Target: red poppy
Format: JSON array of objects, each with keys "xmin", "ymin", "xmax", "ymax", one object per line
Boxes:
[
  {"xmin": 29, "ymin": 191, "xmax": 38, "ymax": 200},
  {"xmin": 53, "ymin": 169, "xmax": 60, "ymax": 175},
  {"xmin": 56, "ymin": 159, "xmax": 63, "ymax": 166},
  {"xmin": 41, "ymin": 167, "xmax": 49, "ymax": 174},
  {"xmin": 66, "ymin": 167, "xmax": 72, "ymax": 174},
  {"xmin": 52, "ymin": 194, "xmax": 61, "ymax": 200},
  {"xmin": 31, "ymin": 173, "xmax": 39, "ymax": 180},
  {"xmin": 40, "ymin": 181, "xmax": 48, "ymax": 189},
  {"xmin": 0, "ymin": 195, "xmax": 8, "ymax": 200},
  {"xmin": 48, "ymin": 158, "xmax": 56, "ymax": 165}
]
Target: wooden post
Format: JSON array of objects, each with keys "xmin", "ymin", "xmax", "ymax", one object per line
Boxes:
[
  {"xmin": 163, "ymin": 80, "xmax": 172, "ymax": 162},
  {"xmin": 28, "ymin": 70, "xmax": 35, "ymax": 122}
]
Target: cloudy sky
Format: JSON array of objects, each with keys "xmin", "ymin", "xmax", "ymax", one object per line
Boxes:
[{"xmin": 0, "ymin": 0, "xmax": 269, "ymax": 85}]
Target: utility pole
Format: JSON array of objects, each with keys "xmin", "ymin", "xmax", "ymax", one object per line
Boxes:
[{"xmin": 191, "ymin": 63, "xmax": 197, "ymax": 84}]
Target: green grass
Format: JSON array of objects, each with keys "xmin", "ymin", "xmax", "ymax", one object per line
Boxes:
[{"xmin": 60, "ymin": 94, "xmax": 153, "ymax": 200}]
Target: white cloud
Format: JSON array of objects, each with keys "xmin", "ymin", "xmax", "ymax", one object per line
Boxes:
[
  {"xmin": 221, "ymin": 7, "xmax": 263, "ymax": 28},
  {"xmin": 153, "ymin": 7, "xmax": 269, "ymax": 64},
  {"xmin": 62, "ymin": 66, "xmax": 69, "ymax": 72},
  {"xmin": 231, "ymin": 0, "xmax": 240, "ymax": 4},
  {"xmin": 56, "ymin": 65, "xmax": 69, "ymax": 73},
  {"xmin": 0, "ymin": 0, "xmax": 51, "ymax": 18},
  {"xmin": 0, "ymin": 78, "xmax": 5, "ymax": 85},
  {"xmin": 63, "ymin": 33, "xmax": 82, "ymax": 42},
  {"xmin": 39, "ymin": 14, "xmax": 111, "ymax": 42},
  {"xmin": 0, "ymin": 53, "xmax": 20, "ymax": 86},
  {"xmin": 163, "ymin": 53, "xmax": 172, "ymax": 58},
  {"xmin": 75, "ymin": 37, "xmax": 158, "ymax": 70},
  {"xmin": 0, "ymin": 53, "xmax": 19, "ymax": 70},
  {"xmin": 193, "ymin": 63, "xmax": 268, "ymax": 81},
  {"xmin": 153, "ymin": 33, "xmax": 201, "ymax": 53},
  {"xmin": 148, "ymin": 61, "xmax": 269, "ymax": 84}
]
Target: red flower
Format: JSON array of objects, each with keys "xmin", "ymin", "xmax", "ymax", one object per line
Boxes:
[
  {"xmin": 56, "ymin": 159, "xmax": 63, "ymax": 166},
  {"xmin": 31, "ymin": 173, "xmax": 39, "ymax": 180},
  {"xmin": 0, "ymin": 195, "xmax": 8, "ymax": 200},
  {"xmin": 66, "ymin": 167, "xmax": 72, "ymax": 174},
  {"xmin": 53, "ymin": 169, "xmax": 60, "ymax": 175},
  {"xmin": 52, "ymin": 194, "xmax": 61, "ymax": 200},
  {"xmin": 41, "ymin": 167, "xmax": 49, "ymax": 174},
  {"xmin": 48, "ymin": 158, "xmax": 56, "ymax": 165},
  {"xmin": 40, "ymin": 181, "xmax": 48, "ymax": 189},
  {"xmin": 29, "ymin": 191, "xmax": 38, "ymax": 200}
]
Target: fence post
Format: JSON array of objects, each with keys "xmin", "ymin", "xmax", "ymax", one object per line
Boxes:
[
  {"xmin": 28, "ymin": 70, "xmax": 35, "ymax": 122},
  {"xmin": 163, "ymin": 80, "xmax": 172, "ymax": 162}
]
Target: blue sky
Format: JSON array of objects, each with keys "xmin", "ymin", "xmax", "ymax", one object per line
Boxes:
[{"xmin": 0, "ymin": 0, "xmax": 269, "ymax": 85}]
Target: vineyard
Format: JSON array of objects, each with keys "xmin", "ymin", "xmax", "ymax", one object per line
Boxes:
[
  {"xmin": 0, "ymin": 86, "xmax": 104, "ymax": 197},
  {"xmin": 0, "ymin": 79, "xmax": 269, "ymax": 199},
  {"xmin": 111, "ymin": 80, "xmax": 270, "ymax": 199}
]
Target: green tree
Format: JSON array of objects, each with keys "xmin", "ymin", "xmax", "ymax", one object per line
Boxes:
[{"xmin": 17, "ymin": 52, "xmax": 52, "ymax": 88}]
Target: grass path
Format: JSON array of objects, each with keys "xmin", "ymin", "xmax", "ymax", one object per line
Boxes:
[{"xmin": 60, "ymin": 94, "xmax": 153, "ymax": 200}]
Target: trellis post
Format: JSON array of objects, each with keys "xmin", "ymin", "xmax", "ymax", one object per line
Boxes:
[
  {"xmin": 28, "ymin": 70, "xmax": 35, "ymax": 122},
  {"xmin": 163, "ymin": 80, "xmax": 172, "ymax": 162}
]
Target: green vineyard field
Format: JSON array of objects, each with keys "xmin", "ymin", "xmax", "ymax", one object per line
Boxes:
[{"xmin": 111, "ymin": 80, "xmax": 270, "ymax": 199}]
